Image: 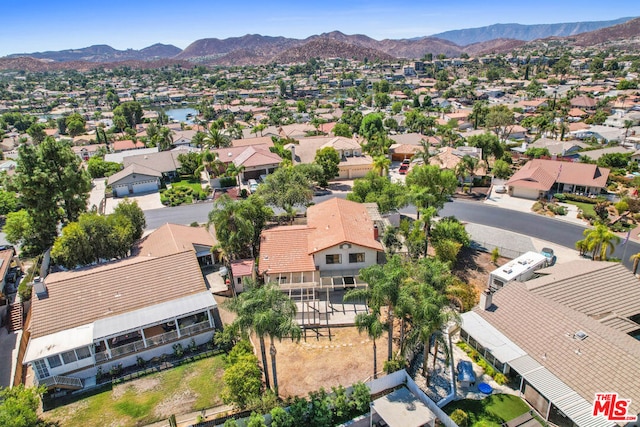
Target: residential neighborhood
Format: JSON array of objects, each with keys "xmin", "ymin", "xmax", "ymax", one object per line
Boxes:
[{"xmin": 1, "ymin": 11, "xmax": 640, "ymax": 427}]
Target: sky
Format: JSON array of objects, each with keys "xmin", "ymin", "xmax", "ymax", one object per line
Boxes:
[{"xmin": 1, "ymin": 0, "xmax": 639, "ymax": 57}]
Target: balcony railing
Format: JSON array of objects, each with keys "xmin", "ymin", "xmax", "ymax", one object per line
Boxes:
[
  {"xmin": 180, "ymin": 321, "xmax": 212, "ymax": 337},
  {"xmin": 94, "ymin": 322, "xmax": 213, "ymax": 363},
  {"xmin": 145, "ymin": 330, "xmax": 178, "ymax": 347}
]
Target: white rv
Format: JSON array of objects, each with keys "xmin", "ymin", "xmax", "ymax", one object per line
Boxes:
[{"xmin": 487, "ymin": 251, "xmax": 548, "ymax": 292}]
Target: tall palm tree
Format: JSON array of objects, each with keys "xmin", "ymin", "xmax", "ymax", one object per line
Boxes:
[
  {"xmin": 226, "ymin": 281, "xmax": 301, "ymax": 394},
  {"xmin": 372, "ymin": 155, "xmax": 391, "ymax": 177},
  {"xmin": 354, "ymin": 311, "xmax": 384, "ymax": 379},
  {"xmin": 582, "ymin": 223, "xmax": 621, "ymax": 261},
  {"xmin": 204, "ymin": 125, "xmax": 231, "ymax": 149},
  {"xmin": 346, "ymin": 255, "xmax": 407, "ymax": 362},
  {"xmin": 207, "ymin": 195, "xmax": 253, "ymax": 260}
]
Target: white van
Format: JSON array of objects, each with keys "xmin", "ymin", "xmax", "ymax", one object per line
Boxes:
[{"xmin": 248, "ymin": 179, "xmax": 259, "ymax": 193}]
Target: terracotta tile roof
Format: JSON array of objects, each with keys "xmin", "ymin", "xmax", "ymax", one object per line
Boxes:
[
  {"xmin": 113, "ymin": 140, "xmax": 145, "ymax": 151},
  {"xmin": 233, "ymin": 146, "xmax": 282, "ymax": 168},
  {"xmin": 230, "ymin": 259, "xmax": 254, "ymax": 277},
  {"xmin": 134, "ymin": 223, "xmax": 217, "ymax": 258},
  {"xmin": 570, "ymin": 96, "xmax": 597, "ymax": 108},
  {"xmin": 569, "ymin": 122, "xmax": 589, "ymax": 132},
  {"xmin": 507, "ymin": 159, "xmax": 609, "ymax": 190},
  {"xmin": 389, "ymin": 144, "xmax": 422, "ymax": 155},
  {"xmin": 31, "ymin": 251, "xmax": 206, "ymax": 338},
  {"xmin": 107, "ymin": 163, "xmax": 161, "ymax": 185},
  {"xmin": 213, "ymin": 144, "xmax": 271, "ymax": 164},
  {"xmin": 474, "ymin": 281, "xmax": 640, "ymax": 414},
  {"xmin": 259, "ymin": 226, "xmax": 315, "ymax": 274},
  {"xmin": 320, "ymin": 136, "xmax": 361, "ymax": 151},
  {"xmin": 307, "ymin": 198, "xmax": 383, "ymax": 254},
  {"xmin": 231, "ymin": 137, "xmax": 274, "ymax": 148}
]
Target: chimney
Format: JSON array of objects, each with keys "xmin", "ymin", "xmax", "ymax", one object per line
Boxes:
[
  {"xmin": 373, "ymin": 224, "xmax": 379, "ymax": 240},
  {"xmin": 33, "ymin": 277, "xmax": 48, "ymax": 299},
  {"xmin": 479, "ymin": 288, "xmax": 492, "ymax": 311}
]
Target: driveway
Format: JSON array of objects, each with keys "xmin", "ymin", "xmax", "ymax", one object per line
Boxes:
[
  {"xmin": 105, "ymin": 192, "xmax": 165, "ymax": 214},
  {"xmin": 88, "ymin": 178, "xmax": 107, "ymax": 212}
]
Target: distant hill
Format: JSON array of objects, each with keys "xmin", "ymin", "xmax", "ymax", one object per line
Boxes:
[
  {"xmin": 176, "ymin": 34, "xmax": 300, "ymax": 60},
  {"xmin": 0, "ymin": 57, "xmax": 193, "ymax": 72},
  {"xmin": 568, "ymin": 16, "xmax": 640, "ymax": 46},
  {"xmin": 432, "ymin": 17, "xmax": 635, "ymax": 45},
  {"xmin": 7, "ymin": 43, "xmax": 182, "ymax": 62},
  {"xmin": 462, "ymin": 38, "xmax": 527, "ymax": 56},
  {"xmin": 274, "ymin": 38, "xmax": 395, "ymax": 63}
]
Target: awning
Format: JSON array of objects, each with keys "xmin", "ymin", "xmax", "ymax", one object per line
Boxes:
[
  {"xmin": 24, "ymin": 324, "xmax": 94, "ymax": 363},
  {"xmin": 461, "ymin": 311, "xmax": 527, "ymax": 362},
  {"xmin": 93, "ymin": 291, "xmax": 216, "ymax": 339},
  {"xmin": 372, "ymin": 387, "xmax": 435, "ymax": 427},
  {"xmin": 509, "ymin": 355, "xmax": 615, "ymax": 427}
]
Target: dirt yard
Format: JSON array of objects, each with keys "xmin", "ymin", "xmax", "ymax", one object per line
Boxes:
[
  {"xmin": 258, "ymin": 326, "xmax": 388, "ymax": 398},
  {"xmin": 453, "ymin": 247, "xmax": 510, "ymax": 295}
]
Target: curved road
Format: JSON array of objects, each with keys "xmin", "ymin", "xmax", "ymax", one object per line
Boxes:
[{"xmin": 144, "ymin": 195, "xmax": 639, "ymax": 270}]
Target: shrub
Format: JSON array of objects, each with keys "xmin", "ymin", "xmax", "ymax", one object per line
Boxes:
[
  {"xmin": 491, "ymin": 247, "xmax": 500, "ymax": 264},
  {"xmin": 532, "ymin": 202, "xmax": 543, "ymax": 212},
  {"xmin": 220, "ymin": 177, "xmax": 236, "ymax": 188},
  {"xmin": 615, "ymin": 200, "xmax": 629, "ymax": 214},
  {"xmin": 136, "ymin": 356, "xmax": 146, "ymax": 368},
  {"xmin": 450, "ymin": 409, "xmax": 469, "ymax": 427},
  {"xmin": 494, "ymin": 373, "xmax": 508, "ymax": 385},
  {"xmin": 553, "ymin": 193, "xmax": 566, "ymax": 201},
  {"xmin": 383, "ymin": 356, "xmax": 405, "ymax": 374},
  {"xmin": 173, "ymin": 343, "xmax": 184, "ymax": 358}
]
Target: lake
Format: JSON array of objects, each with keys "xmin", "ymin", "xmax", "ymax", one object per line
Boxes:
[{"xmin": 164, "ymin": 107, "xmax": 198, "ymax": 123}]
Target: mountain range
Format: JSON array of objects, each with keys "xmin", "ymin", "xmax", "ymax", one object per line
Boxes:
[{"xmin": 2, "ymin": 17, "xmax": 639, "ymax": 70}]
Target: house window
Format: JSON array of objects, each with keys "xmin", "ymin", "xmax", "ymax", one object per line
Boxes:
[
  {"xmin": 325, "ymin": 254, "xmax": 341, "ymax": 264},
  {"xmin": 349, "ymin": 253, "xmax": 365, "ymax": 263},
  {"xmin": 75, "ymin": 346, "xmax": 92, "ymax": 360},
  {"xmin": 33, "ymin": 360, "xmax": 49, "ymax": 379},
  {"xmin": 61, "ymin": 351, "xmax": 77, "ymax": 364},
  {"xmin": 47, "ymin": 355, "xmax": 62, "ymax": 369}
]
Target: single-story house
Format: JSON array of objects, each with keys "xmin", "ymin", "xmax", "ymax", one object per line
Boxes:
[
  {"xmin": 570, "ymin": 96, "xmax": 597, "ymax": 110},
  {"xmin": 72, "ymin": 144, "xmax": 107, "ymax": 161},
  {"xmin": 428, "ymin": 146, "xmax": 486, "ymax": 179},
  {"xmin": 104, "ymin": 147, "xmax": 159, "ymax": 164},
  {"xmin": 134, "ymin": 223, "xmax": 219, "ymax": 267},
  {"xmin": 122, "ymin": 150, "xmax": 182, "ymax": 180},
  {"xmin": 459, "ymin": 261, "xmax": 640, "ymax": 427},
  {"xmin": 290, "ymin": 136, "xmax": 373, "ymax": 180},
  {"xmin": 212, "ymin": 144, "xmax": 280, "ymax": 183},
  {"xmin": 506, "ymin": 159, "xmax": 610, "ymax": 199},
  {"xmin": 526, "ymin": 138, "xmax": 587, "ymax": 158},
  {"xmin": 107, "ymin": 164, "xmax": 162, "ymax": 197},
  {"xmin": 23, "ymin": 250, "xmax": 217, "ymax": 391}
]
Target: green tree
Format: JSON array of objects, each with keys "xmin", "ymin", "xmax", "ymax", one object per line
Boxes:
[
  {"xmin": 270, "ymin": 406, "xmax": 294, "ymax": 427},
  {"xmin": 581, "ymin": 223, "xmax": 621, "ymax": 261},
  {"xmin": 12, "ymin": 137, "xmax": 91, "ymax": 254},
  {"xmin": 314, "ymin": 147, "xmax": 340, "ymax": 187},
  {"xmin": 208, "ymin": 195, "xmax": 254, "ymax": 260},
  {"xmin": 247, "ymin": 413, "xmax": 267, "ymax": 427},
  {"xmin": 359, "ymin": 113, "xmax": 385, "ymax": 142},
  {"xmin": 112, "ymin": 199, "xmax": 146, "ymax": 242},
  {"xmin": 492, "ymin": 159, "xmax": 512, "ymax": 179},
  {"xmin": 0, "ymin": 190, "xmax": 19, "ymax": 216},
  {"xmin": 332, "ymin": 123, "xmax": 352, "ymax": 138},
  {"xmin": 26, "ymin": 123, "xmax": 46, "ymax": 144},
  {"xmin": 113, "ymin": 101, "xmax": 143, "ymax": 129},
  {"xmin": 65, "ymin": 113, "xmax": 86, "ymax": 137},
  {"xmin": 222, "ymin": 343, "xmax": 263, "ymax": 409},
  {"xmin": 347, "ymin": 172, "xmax": 407, "ymax": 213},
  {"xmin": 406, "ymin": 165, "xmax": 457, "ymax": 211},
  {"xmin": 466, "ymin": 132, "xmax": 503, "ymax": 167},
  {"xmin": 177, "ymin": 152, "xmax": 202, "ymax": 177},
  {"xmin": 430, "ymin": 217, "xmax": 470, "ymax": 248},
  {"xmin": 256, "ymin": 166, "xmax": 313, "ymax": 213},
  {"xmin": 372, "ymin": 155, "xmax": 391, "ymax": 177},
  {"xmin": 226, "ymin": 281, "xmax": 301, "ymax": 394},
  {"xmin": 0, "ymin": 385, "xmax": 48, "ymax": 427},
  {"xmin": 485, "ymin": 105, "xmax": 515, "ymax": 140},
  {"xmin": 86, "ymin": 157, "xmax": 121, "ymax": 178},
  {"xmin": 353, "ymin": 311, "xmax": 384, "ymax": 379}
]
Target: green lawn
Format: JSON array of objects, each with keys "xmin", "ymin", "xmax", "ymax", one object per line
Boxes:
[
  {"xmin": 565, "ymin": 201, "xmax": 595, "ymax": 217},
  {"xmin": 444, "ymin": 394, "xmax": 532, "ymax": 427},
  {"xmin": 44, "ymin": 355, "xmax": 225, "ymax": 427},
  {"xmin": 171, "ymin": 177, "xmax": 203, "ymax": 193}
]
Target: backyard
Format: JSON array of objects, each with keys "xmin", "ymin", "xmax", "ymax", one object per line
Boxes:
[
  {"xmin": 42, "ymin": 355, "xmax": 225, "ymax": 427},
  {"xmin": 444, "ymin": 394, "xmax": 533, "ymax": 427}
]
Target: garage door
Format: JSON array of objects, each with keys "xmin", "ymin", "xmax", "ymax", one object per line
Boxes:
[
  {"xmin": 132, "ymin": 180, "xmax": 158, "ymax": 194},
  {"xmin": 115, "ymin": 185, "xmax": 129, "ymax": 197},
  {"xmin": 512, "ymin": 187, "xmax": 540, "ymax": 200}
]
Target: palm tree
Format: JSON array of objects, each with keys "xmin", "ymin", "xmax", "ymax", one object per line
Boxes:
[
  {"xmin": 347, "ymin": 255, "xmax": 407, "ymax": 362},
  {"xmin": 207, "ymin": 195, "xmax": 253, "ymax": 260},
  {"xmin": 630, "ymin": 252, "xmax": 640, "ymax": 275},
  {"xmin": 582, "ymin": 223, "xmax": 621, "ymax": 261},
  {"xmin": 226, "ymin": 281, "xmax": 301, "ymax": 394},
  {"xmin": 372, "ymin": 155, "xmax": 391, "ymax": 177},
  {"xmin": 354, "ymin": 311, "xmax": 384, "ymax": 379},
  {"xmin": 204, "ymin": 125, "xmax": 231, "ymax": 149}
]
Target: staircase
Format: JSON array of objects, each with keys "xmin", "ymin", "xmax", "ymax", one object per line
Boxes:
[
  {"xmin": 39, "ymin": 375, "xmax": 83, "ymax": 391},
  {"xmin": 6, "ymin": 303, "xmax": 23, "ymax": 332}
]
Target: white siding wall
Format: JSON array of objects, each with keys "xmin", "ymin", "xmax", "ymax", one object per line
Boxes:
[
  {"xmin": 511, "ymin": 186, "xmax": 541, "ymax": 200},
  {"xmin": 313, "ymin": 244, "xmax": 379, "ymax": 272}
]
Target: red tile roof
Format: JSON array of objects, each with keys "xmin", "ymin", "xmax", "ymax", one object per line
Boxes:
[
  {"xmin": 307, "ymin": 198, "xmax": 383, "ymax": 254},
  {"xmin": 259, "ymin": 226, "xmax": 315, "ymax": 274},
  {"xmin": 507, "ymin": 159, "xmax": 609, "ymax": 191}
]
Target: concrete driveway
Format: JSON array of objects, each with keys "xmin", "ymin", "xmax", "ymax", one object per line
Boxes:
[{"xmin": 105, "ymin": 192, "xmax": 165, "ymax": 214}]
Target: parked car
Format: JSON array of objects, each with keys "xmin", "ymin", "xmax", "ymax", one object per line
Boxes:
[
  {"xmin": 495, "ymin": 185, "xmax": 507, "ymax": 194},
  {"xmin": 399, "ymin": 160, "xmax": 410, "ymax": 175},
  {"xmin": 248, "ymin": 179, "xmax": 259, "ymax": 193}
]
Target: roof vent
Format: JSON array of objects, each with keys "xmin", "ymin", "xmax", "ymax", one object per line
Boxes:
[{"xmin": 574, "ymin": 330, "xmax": 588, "ymax": 341}]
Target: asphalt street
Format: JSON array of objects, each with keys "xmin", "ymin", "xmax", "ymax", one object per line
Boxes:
[{"xmin": 143, "ymin": 194, "xmax": 640, "ymax": 270}]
